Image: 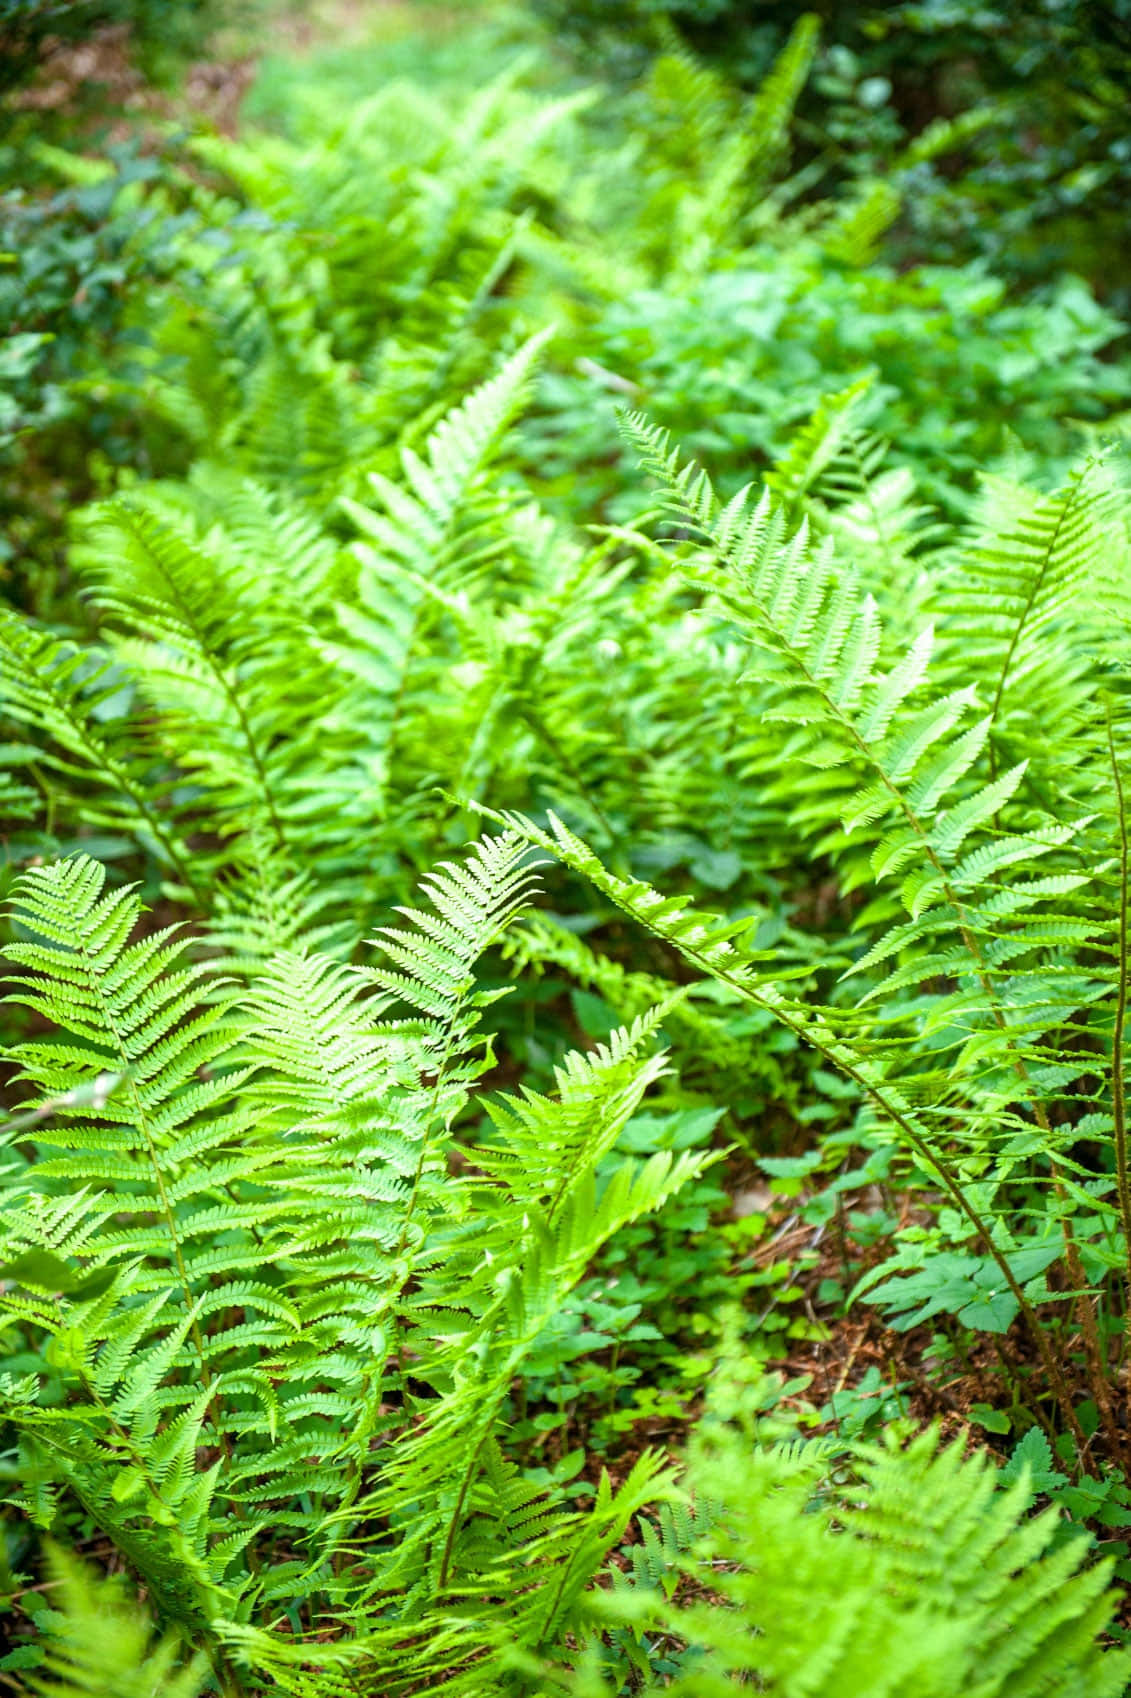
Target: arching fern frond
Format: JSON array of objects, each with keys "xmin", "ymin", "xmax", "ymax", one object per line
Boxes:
[
  {"xmin": 326, "ymin": 333, "xmax": 551, "ymax": 838},
  {"xmin": 355, "ymin": 1007, "xmax": 707, "ymax": 1676},
  {"xmin": 72, "ymin": 499, "xmax": 337, "ymax": 866}
]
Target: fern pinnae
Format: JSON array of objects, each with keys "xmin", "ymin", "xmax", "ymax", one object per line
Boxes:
[
  {"xmin": 0, "ymin": 613, "xmax": 203, "ymax": 901},
  {"xmin": 940, "ymin": 459, "xmax": 1116, "ymax": 790},
  {"xmin": 764, "ymin": 376, "xmax": 875, "ymax": 521},
  {"xmin": 6, "ymin": 866, "xmax": 226, "ymax": 1379},
  {"xmin": 0, "ymin": 859, "xmax": 290, "ymax": 1618},
  {"xmin": 479, "ymin": 802, "xmax": 1088, "ymax": 1445},
  {"xmin": 28, "ymin": 1543, "xmax": 211, "ymax": 1698},
  {"xmin": 986, "ymin": 464, "xmax": 1105, "ymax": 731},
  {"xmin": 354, "ymin": 991, "xmax": 705, "ymax": 1631},
  {"xmin": 624, "ymin": 419, "xmax": 1038, "ymax": 967},
  {"xmin": 78, "ymin": 500, "xmax": 292, "ymax": 857},
  {"xmin": 626, "ymin": 421, "xmax": 1108, "ymax": 1184}
]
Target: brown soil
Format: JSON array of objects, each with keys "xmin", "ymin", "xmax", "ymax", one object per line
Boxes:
[
  {"xmin": 10, "ymin": 22, "xmax": 254, "ymax": 135},
  {"xmin": 7, "ymin": 0, "xmax": 419, "ymax": 140}
]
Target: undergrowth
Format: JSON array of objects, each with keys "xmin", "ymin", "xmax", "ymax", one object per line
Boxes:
[{"xmin": 3, "ymin": 4, "xmax": 1131, "ymax": 1693}]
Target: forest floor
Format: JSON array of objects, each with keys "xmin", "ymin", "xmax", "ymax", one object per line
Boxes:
[{"xmin": 13, "ymin": 0, "xmax": 434, "ymax": 139}]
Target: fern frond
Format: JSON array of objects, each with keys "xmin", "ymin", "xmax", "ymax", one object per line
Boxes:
[
  {"xmin": 327, "ymin": 334, "xmax": 550, "ymax": 834},
  {"xmin": 741, "ymin": 11, "xmax": 820, "ymax": 186},
  {"xmin": 622, "ymin": 421, "xmax": 1097, "ymax": 1055},
  {"xmin": 27, "ymin": 1544, "xmax": 208, "ymax": 1698},
  {"xmin": 359, "ymin": 1009, "xmax": 701, "ymax": 1622},
  {"xmin": 937, "ymin": 459, "xmax": 1119, "ymax": 774},
  {"xmin": 549, "ymin": 1425, "xmax": 1131, "ymax": 1698},
  {"xmin": 0, "ymin": 613, "xmax": 200, "ymax": 899}
]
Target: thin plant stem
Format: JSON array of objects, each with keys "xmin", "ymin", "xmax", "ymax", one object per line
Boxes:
[{"xmin": 1107, "ymin": 707, "xmax": 1131, "ymax": 1332}]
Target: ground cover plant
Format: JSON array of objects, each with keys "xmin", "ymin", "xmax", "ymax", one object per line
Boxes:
[{"xmin": 4, "ymin": 2, "xmax": 1131, "ymax": 1693}]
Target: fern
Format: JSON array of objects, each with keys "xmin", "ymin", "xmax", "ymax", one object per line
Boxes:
[
  {"xmin": 7, "ymin": 17, "xmax": 1131, "ymax": 1688},
  {"xmin": 619, "ymin": 412, "xmax": 1033, "ymax": 908},
  {"xmin": 639, "ymin": 16, "xmax": 818, "ymax": 277},
  {"xmin": 0, "ymin": 613, "xmax": 202, "ymax": 901},
  {"xmin": 538, "ymin": 1425, "xmax": 1131, "ymax": 1697},
  {"xmin": 0, "ymin": 838, "xmax": 710, "ymax": 1692},
  {"xmin": 72, "ymin": 499, "xmax": 332, "ymax": 865},
  {"xmin": 935, "ymin": 457, "xmax": 1123, "ymax": 786},
  {"xmin": 24, "ymin": 1545, "xmax": 207, "ymax": 1698},
  {"xmin": 763, "ymin": 376, "xmax": 877, "ymax": 520},
  {"xmin": 473, "ymin": 421, "xmax": 1131, "ymax": 1445},
  {"xmin": 329, "ymin": 332, "xmax": 551, "ymax": 828}
]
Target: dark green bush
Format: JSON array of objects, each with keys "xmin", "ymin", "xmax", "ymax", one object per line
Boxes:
[
  {"xmin": 877, "ymin": 1, "xmax": 1131, "ymax": 299},
  {"xmin": 0, "ymin": 0, "xmax": 236, "ymax": 602},
  {"xmin": 529, "ymin": 0, "xmax": 1131, "ymax": 306},
  {"xmin": 0, "ymin": 145, "xmax": 190, "ymax": 609}
]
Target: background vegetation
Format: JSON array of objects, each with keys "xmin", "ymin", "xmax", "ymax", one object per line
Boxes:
[{"xmin": 2, "ymin": 1, "xmax": 1131, "ymax": 1693}]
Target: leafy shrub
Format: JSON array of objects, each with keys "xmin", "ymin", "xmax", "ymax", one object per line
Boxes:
[
  {"xmin": 0, "ymin": 144, "xmax": 189, "ymax": 607},
  {"xmin": 524, "ymin": 261, "xmax": 1127, "ymax": 519},
  {"xmin": 871, "ymin": 1, "xmax": 1131, "ymax": 296}
]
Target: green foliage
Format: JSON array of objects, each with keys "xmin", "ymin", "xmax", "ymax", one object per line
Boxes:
[
  {"xmin": 0, "ymin": 0, "xmax": 226, "ymax": 93},
  {"xmin": 538, "ymin": 1422, "xmax": 1131, "ymax": 1696},
  {"xmin": 475, "ymin": 404, "xmax": 1131, "ymax": 1517},
  {"xmin": 870, "ymin": 1, "xmax": 1131, "ymax": 299},
  {"xmin": 7, "ymin": 7, "xmax": 1126, "ymax": 605},
  {"xmin": 4, "ymin": 4, "xmax": 1131, "ymax": 1692},
  {"xmin": 0, "ymin": 144, "xmax": 184, "ymax": 601},
  {"xmin": 0, "ymin": 843, "xmax": 706, "ymax": 1691},
  {"xmin": 529, "ymin": 0, "xmax": 1131, "ymax": 306},
  {"xmin": 19, "ymin": 1545, "xmax": 207, "ymax": 1698}
]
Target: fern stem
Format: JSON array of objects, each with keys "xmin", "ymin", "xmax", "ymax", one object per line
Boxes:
[
  {"xmin": 224, "ymin": 675, "xmax": 290, "ymax": 857},
  {"xmin": 367, "ymin": 941, "xmax": 482, "ymax": 1505},
  {"xmin": 1106, "ymin": 709, "xmax": 1131, "ymax": 1333},
  {"xmin": 34, "ymin": 1402, "xmax": 238, "ymax": 1668},
  {"xmin": 864, "ymin": 771, "xmax": 1113, "ymax": 1440},
  {"xmin": 753, "ymin": 591, "xmax": 1118, "ymax": 1450},
  {"xmin": 436, "ymin": 1419, "xmax": 493, "ymax": 1590},
  {"xmin": 790, "ymin": 1019, "xmax": 1086, "ymax": 1448},
  {"xmin": 986, "ymin": 1335, "xmax": 1060, "ymax": 1448},
  {"xmin": 536, "ymin": 1534, "xmax": 584, "ymax": 1649},
  {"xmin": 617, "ymin": 916, "xmax": 1087, "ymax": 1446},
  {"xmin": 497, "ymin": 797, "xmax": 1091, "ymax": 1444}
]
